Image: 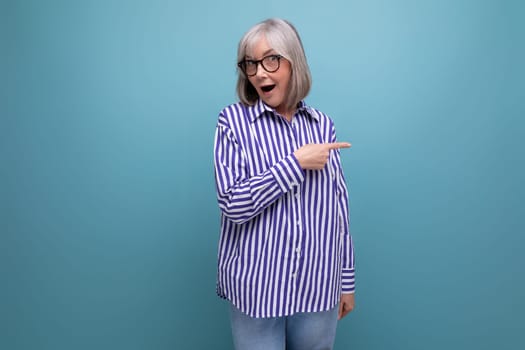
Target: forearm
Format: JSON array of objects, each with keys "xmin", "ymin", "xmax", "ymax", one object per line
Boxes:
[{"xmin": 216, "ymin": 153, "xmax": 305, "ymax": 224}]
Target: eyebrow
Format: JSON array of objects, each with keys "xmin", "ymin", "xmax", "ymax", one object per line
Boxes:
[{"xmin": 246, "ymin": 49, "xmax": 276, "ymax": 59}]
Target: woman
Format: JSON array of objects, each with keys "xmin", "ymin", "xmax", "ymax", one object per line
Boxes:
[{"xmin": 213, "ymin": 18, "xmax": 355, "ymax": 350}]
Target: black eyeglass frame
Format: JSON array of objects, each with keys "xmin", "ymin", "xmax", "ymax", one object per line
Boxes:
[{"xmin": 237, "ymin": 54, "xmax": 283, "ymax": 77}]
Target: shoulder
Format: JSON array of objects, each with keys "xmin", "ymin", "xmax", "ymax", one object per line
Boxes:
[
  {"xmin": 219, "ymin": 102, "xmax": 246, "ymax": 116},
  {"xmin": 302, "ymin": 104, "xmax": 334, "ymax": 125},
  {"xmin": 216, "ymin": 102, "xmax": 261, "ymax": 137},
  {"xmin": 217, "ymin": 102, "xmax": 250, "ymax": 126},
  {"xmin": 216, "ymin": 102, "xmax": 244, "ymax": 128}
]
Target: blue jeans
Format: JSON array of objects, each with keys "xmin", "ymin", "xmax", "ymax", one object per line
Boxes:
[{"xmin": 229, "ymin": 303, "xmax": 339, "ymax": 350}]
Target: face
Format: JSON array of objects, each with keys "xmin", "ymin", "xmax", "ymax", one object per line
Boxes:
[{"xmin": 245, "ymin": 35, "xmax": 292, "ymax": 117}]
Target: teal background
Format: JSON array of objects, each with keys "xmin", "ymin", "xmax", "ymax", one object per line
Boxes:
[{"xmin": 2, "ymin": 0, "xmax": 524, "ymax": 349}]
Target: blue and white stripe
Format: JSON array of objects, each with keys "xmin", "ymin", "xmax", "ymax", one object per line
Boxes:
[{"xmin": 214, "ymin": 99, "xmax": 355, "ymax": 318}]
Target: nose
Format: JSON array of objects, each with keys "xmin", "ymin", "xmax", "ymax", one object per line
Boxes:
[{"xmin": 254, "ymin": 62, "xmax": 268, "ymax": 78}]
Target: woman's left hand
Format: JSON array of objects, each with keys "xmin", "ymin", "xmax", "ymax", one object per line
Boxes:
[{"xmin": 338, "ymin": 293, "xmax": 355, "ymax": 320}]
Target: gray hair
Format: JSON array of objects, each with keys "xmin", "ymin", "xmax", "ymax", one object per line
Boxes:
[{"xmin": 236, "ymin": 18, "xmax": 312, "ymax": 110}]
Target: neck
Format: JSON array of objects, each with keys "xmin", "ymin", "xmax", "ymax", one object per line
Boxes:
[{"xmin": 277, "ymin": 108, "xmax": 294, "ymax": 122}]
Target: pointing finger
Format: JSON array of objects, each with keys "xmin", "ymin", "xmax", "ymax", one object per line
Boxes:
[{"xmin": 326, "ymin": 142, "xmax": 351, "ymax": 150}]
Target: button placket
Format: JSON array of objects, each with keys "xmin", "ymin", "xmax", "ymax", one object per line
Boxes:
[{"xmin": 288, "ymin": 115, "xmax": 303, "ymax": 299}]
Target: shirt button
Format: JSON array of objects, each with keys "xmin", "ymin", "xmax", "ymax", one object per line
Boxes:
[{"xmin": 296, "ymin": 248, "xmax": 301, "ymax": 254}]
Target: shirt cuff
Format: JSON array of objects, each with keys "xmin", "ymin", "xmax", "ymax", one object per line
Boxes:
[
  {"xmin": 269, "ymin": 154, "xmax": 305, "ymax": 193},
  {"xmin": 341, "ymin": 268, "xmax": 355, "ymax": 293}
]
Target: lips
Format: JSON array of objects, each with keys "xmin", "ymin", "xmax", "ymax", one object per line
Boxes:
[{"xmin": 261, "ymin": 84, "xmax": 275, "ymax": 92}]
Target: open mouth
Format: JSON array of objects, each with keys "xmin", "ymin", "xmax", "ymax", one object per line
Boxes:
[{"xmin": 261, "ymin": 84, "xmax": 275, "ymax": 92}]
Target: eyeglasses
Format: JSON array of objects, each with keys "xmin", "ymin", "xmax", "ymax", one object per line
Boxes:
[{"xmin": 238, "ymin": 54, "xmax": 283, "ymax": 77}]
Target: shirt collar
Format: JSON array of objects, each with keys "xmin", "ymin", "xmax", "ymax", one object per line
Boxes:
[{"xmin": 248, "ymin": 99, "xmax": 319, "ymax": 122}]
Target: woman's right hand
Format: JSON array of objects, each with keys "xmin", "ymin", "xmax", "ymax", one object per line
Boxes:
[{"xmin": 294, "ymin": 142, "xmax": 351, "ymax": 170}]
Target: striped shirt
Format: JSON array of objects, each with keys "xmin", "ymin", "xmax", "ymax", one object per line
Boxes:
[{"xmin": 214, "ymin": 99, "xmax": 355, "ymax": 318}]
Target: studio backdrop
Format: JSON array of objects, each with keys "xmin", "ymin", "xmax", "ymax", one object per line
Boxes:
[{"xmin": 2, "ymin": 0, "xmax": 524, "ymax": 349}]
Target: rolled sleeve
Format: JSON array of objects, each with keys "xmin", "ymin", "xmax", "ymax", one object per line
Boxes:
[
  {"xmin": 341, "ymin": 268, "xmax": 355, "ymax": 294},
  {"xmin": 269, "ymin": 153, "xmax": 305, "ymax": 193}
]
